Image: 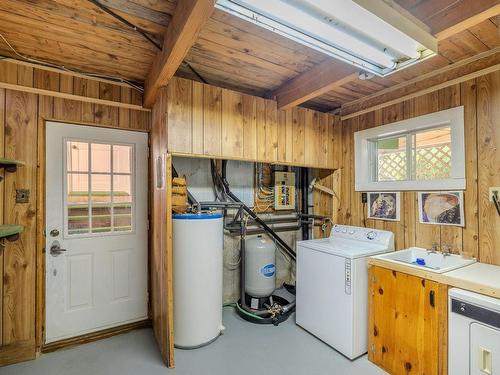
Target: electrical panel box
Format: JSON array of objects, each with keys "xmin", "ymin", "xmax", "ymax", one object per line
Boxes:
[{"xmin": 274, "ymin": 171, "xmax": 295, "ymax": 210}]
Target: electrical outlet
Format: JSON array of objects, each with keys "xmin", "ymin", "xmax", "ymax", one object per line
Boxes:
[
  {"xmin": 16, "ymin": 189, "xmax": 30, "ymax": 204},
  {"xmin": 489, "ymin": 187, "xmax": 500, "ymax": 202}
]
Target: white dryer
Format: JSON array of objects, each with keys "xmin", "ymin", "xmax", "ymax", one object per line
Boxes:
[
  {"xmin": 296, "ymin": 224, "xmax": 394, "ymax": 360},
  {"xmin": 449, "ymin": 288, "xmax": 500, "ymax": 375}
]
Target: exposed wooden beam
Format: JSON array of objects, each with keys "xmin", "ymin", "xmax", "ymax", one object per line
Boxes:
[
  {"xmin": 341, "ymin": 48, "xmax": 500, "ymax": 119},
  {"xmin": 268, "ymin": 3, "xmax": 499, "ymax": 110},
  {"xmin": 269, "ymin": 60, "xmax": 357, "ymax": 110},
  {"xmin": 435, "ymin": 4, "xmax": 500, "ymax": 40},
  {"xmin": 143, "ymin": 0, "xmax": 215, "ymax": 107}
]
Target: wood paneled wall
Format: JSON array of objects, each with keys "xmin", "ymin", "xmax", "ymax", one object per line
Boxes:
[
  {"xmin": 163, "ymin": 77, "xmax": 337, "ymax": 169},
  {"xmin": 337, "ymin": 70, "xmax": 500, "ymax": 265},
  {"xmin": 150, "ymin": 87, "xmax": 174, "ymax": 367},
  {"xmin": 0, "ymin": 60, "xmax": 150, "ymax": 366}
]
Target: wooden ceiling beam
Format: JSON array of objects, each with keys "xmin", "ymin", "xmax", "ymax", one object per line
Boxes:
[
  {"xmin": 268, "ymin": 60, "xmax": 358, "ymax": 110},
  {"xmin": 143, "ymin": 0, "xmax": 215, "ymax": 107},
  {"xmin": 435, "ymin": 4, "xmax": 500, "ymax": 40},
  {"xmin": 268, "ymin": 3, "xmax": 500, "ymax": 110}
]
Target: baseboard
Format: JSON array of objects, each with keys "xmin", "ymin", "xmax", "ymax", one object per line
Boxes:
[
  {"xmin": 0, "ymin": 339, "xmax": 37, "ymax": 367},
  {"xmin": 42, "ymin": 319, "xmax": 151, "ymax": 353}
]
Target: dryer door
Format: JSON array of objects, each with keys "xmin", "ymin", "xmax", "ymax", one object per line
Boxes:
[{"xmin": 470, "ymin": 322, "xmax": 500, "ymax": 375}]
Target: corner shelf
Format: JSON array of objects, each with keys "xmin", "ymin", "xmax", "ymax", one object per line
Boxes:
[
  {"xmin": 0, "ymin": 158, "xmax": 24, "ymax": 173},
  {"xmin": 0, "ymin": 224, "xmax": 24, "ymax": 242}
]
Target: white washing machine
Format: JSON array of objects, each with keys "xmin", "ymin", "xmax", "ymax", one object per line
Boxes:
[
  {"xmin": 296, "ymin": 224, "xmax": 394, "ymax": 360},
  {"xmin": 449, "ymin": 288, "xmax": 500, "ymax": 375}
]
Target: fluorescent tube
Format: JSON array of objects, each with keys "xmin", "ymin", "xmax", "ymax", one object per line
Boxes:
[{"xmin": 215, "ymin": 0, "xmax": 437, "ymax": 77}]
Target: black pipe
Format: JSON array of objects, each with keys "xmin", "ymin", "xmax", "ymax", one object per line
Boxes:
[
  {"xmin": 301, "ymin": 168, "xmax": 309, "ymax": 240},
  {"xmin": 218, "ymin": 161, "xmax": 296, "ymax": 261}
]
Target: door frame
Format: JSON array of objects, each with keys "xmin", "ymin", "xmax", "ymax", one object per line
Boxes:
[{"xmin": 35, "ymin": 118, "xmax": 151, "ymax": 354}]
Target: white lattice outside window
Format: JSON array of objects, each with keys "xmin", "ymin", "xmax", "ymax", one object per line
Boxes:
[{"xmin": 354, "ymin": 107, "xmax": 465, "ymax": 191}]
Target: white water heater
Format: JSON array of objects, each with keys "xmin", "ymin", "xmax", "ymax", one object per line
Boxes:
[
  {"xmin": 245, "ymin": 235, "xmax": 276, "ymax": 298},
  {"xmin": 173, "ymin": 213, "xmax": 224, "ymax": 348}
]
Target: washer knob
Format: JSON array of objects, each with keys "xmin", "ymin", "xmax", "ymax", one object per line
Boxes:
[{"xmin": 367, "ymin": 231, "xmax": 377, "ymax": 240}]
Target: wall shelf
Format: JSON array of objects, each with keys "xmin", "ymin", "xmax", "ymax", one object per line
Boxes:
[
  {"xmin": 0, "ymin": 158, "xmax": 24, "ymax": 173},
  {"xmin": 0, "ymin": 224, "xmax": 24, "ymax": 241}
]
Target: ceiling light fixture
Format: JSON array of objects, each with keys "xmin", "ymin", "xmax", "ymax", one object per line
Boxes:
[{"xmin": 215, "ymin": 0, "xmax": 438, "ymax": 77}]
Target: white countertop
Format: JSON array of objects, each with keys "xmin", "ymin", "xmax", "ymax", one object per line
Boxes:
[
  {"xmin": 368, "ymin": 257, "xmax": 500, "ymax": 299},
  {"xmin": 445, "ymin": 263, "xmax": 500, "ymax": 298}
]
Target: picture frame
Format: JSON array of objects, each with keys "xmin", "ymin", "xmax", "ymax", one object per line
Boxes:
[
  {"xmin": 367, "ymin": 192, "xmax": 400, "ymax": 221},
  {"xmin": 418, "ymin": 191, "xmax": 464, "ymax": 227}
]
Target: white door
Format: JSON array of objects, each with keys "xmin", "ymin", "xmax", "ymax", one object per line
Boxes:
[{"xmin": 45, "ymin": 122, "xmax": 148, "ymax": 343}]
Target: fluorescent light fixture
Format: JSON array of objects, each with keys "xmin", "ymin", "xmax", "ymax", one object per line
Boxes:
[{"xmin": 215, "ymin": 0, "xmax": 438, "ymax": 77}]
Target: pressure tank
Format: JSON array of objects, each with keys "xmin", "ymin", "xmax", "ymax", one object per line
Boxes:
[
  {"xmin": 172, "ymin": 213, "xmax": 224, "ymax": 349},
  {"xmin": 245, "ymin": 235, "xmax": 276, "ymax": 298}
]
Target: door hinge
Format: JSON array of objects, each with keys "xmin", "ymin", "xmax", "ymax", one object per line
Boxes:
[
  {"xmin": 147, "ymin": 146, "xmax": 150, "ymax": 158},
  {"xmin": 147, "ymin": 220, "xmax": 150, "ymax": 231}
]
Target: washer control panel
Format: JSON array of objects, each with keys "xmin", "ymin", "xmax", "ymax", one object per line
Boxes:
[{"xmin": 330, "ymin": 224, "xmax": 394, "ymax": 248}]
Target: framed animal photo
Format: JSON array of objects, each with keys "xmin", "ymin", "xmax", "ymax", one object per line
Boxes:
[
  {"xmin": 418, "ymin": 191, "xmax": 464, "ymax": 227},
  {"xmin": 367, "ymin": 192, "xmax": 400, "ymax": 221}
]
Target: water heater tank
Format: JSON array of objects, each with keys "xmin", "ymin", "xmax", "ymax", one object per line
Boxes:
[
  {"xmin": 173, "ymin": 213, "xmax": 223, "ymax": 348},
  {"xmin": 245, "ymin": 235, "xmax": 276, "ymax": 298}
]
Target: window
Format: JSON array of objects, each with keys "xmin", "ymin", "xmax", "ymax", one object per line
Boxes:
[
  {"xmin": 354, "ymin": 106, "xmax": 465, "ymax": 191},
  {"xmin": 65, "ymin": 140, "xmax": 134, "ymax": 236}
]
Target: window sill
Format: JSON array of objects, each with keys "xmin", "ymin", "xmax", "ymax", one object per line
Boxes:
[{"xmin": 355, "ymin": 178, "xmax": 466, "ymax": 192}]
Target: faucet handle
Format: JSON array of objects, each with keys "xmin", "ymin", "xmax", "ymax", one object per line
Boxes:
[
  {"xmin": 431, "ymin": 242, "xmax": 440, "ymax": 251},
  {"xmin": 442, "ymin": 244, "xmax": 452, "ymax": 255}
]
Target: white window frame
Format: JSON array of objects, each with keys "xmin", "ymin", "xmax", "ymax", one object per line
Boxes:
[
  {"xmin": 63, "ymin": 138, "xmax": 136, "ymax": 238},
  {"xmin": 354, "ymin": 106, "xmax": 465, "ymax": 191}
]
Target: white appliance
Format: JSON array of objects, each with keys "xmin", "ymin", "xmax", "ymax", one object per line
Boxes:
[
  {"xmin": 173, "ymin": 213, "xmax": 224, "ymax": 349},
  {"xmin": 449, "ymin": 288, "xmax": 500, "ymax": 375},
  {"xmin": 296, "ymin": 224, "xmax": 394, "ymax": 359}
]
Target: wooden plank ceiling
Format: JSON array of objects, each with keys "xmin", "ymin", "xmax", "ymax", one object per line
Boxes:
[{"xmin": 0, "ymin": 0, "xmax": 498, "ymax": 111}]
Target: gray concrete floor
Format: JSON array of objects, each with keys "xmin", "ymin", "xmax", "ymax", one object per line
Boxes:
[{"xmin": 2, "ymin": 309, "xmax": 387, "ymax": 375}]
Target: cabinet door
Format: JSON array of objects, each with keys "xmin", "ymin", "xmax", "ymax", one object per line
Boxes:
[{"xmin": 368, "ymin": 266, "xmax": 447, "ymax": 375}]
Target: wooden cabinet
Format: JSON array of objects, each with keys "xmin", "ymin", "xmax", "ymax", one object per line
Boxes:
[
  {"xmin": 368, "ymin": 266, "xmax": 448, "ymax": 375},
  {"xmin": 163, "ymin": 77, "xmax": 339, "ymax": 169}
]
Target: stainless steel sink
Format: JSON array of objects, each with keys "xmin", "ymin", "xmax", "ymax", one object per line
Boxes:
[{"xmin": 372, "ymin": 247, "xmax": 476, "ymax": 273}]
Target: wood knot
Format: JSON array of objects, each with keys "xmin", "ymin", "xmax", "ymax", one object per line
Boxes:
[
  {"xmin": 405, "ymin": 362, "xmax": 412, "ymax": 372},
  {"xmin": 421, "ymin": 279, "xmax": 426, "ymax": 287},
  {"xmin": 378, "ymin": 288, "xmax": 384, "ymax": 295},
  {"xmin": 392, "ymin": 270, "xmax": 397, "ymax": 277},
  {"xmin": 373, "ymin": 326, "xmax": 378, "ymax": 337},
  {"xmin": 382, "ymin": 346, "xmax": 387, "ymax": 353}
]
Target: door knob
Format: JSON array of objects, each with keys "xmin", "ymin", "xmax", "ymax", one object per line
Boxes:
[{"xmin": 50, "ymin": 240, "xmax": 67, "ymax": 257}]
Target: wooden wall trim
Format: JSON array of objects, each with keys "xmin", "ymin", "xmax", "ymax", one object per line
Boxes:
[
  {"xmin": 1, "ymin": 58, "xmax": 137, "ymax": 88},
  {"xmin": 341, "ymin": 49, "xmax": 500, "ymax": 119},
  {"xmin": 0, "ymin": 81, "xmax": 149, "ymax": 112}
]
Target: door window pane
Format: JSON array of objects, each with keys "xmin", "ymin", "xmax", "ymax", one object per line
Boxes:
[
  {"xmin": 113, "ymin": 175, "xmax": 132, "ymax": 203},
  {"xmin": 376, "ymin": 136, "xmax": 407, "ymax": 181},
  {"xmin": 91, "ymin": 143, "xmax": 111, "ymax": 173},
  {"xmin": 91, "ymin": 174, "xmax": 111, "ymax": 203},
  {"xmin": 68, "ymin": 205, "xmax": 89, "ymax": 235},
  {"xmin": 113, "ymin": 145, "xmax": 132, "ymax": 173},
  {"xmin": 113, "ymin": 205, "xmax": 132, "ymax": 232},
  {"xmin": 67, "ymin": 173, "xmax": 89, "ymax": 204},
  {"xmin": 67, "ymin": 142, "xmax": 89, "ymax": 172},
  {"xmin": 91, "ymin": 205, "xmax": 112, "ymax": 233},
  {"xmin": 415, "ymin": 127, "xmax": 452, "ymax": 180}
]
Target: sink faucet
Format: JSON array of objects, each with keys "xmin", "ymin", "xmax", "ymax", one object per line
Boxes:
[
  {"xmin": 442, "ymin": 244, "xmax": 452, "ymax": 257},
  {"xmin": 427, "ymin": 242, "xmax": 439, "ymax": 254}
]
